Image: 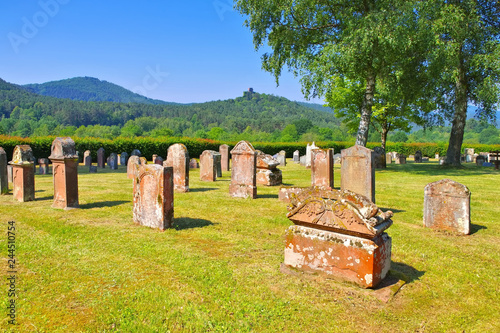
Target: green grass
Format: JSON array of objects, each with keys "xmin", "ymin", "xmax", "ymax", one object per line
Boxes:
[{"xmin": 1, "ymin": 160, "xmax": 499, "ymax": 332}]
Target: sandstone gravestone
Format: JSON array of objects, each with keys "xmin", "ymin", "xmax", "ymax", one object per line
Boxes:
[
  {"xmin": 256, "ymin": 151, "xmax": 282, "ymax": 186},
  {"xmin": 373, "ymin": 147, "xmax": 386, "ymax": 169},
  {"xmin": 395, "ymin": 153, "xmax": 406, "ymax": 164},
  {"xmin": 0, "ymin": 147, "xmax": 8, "ymax": 194},
  {"xmin": 84, "ymin": 150, "xmax": 92, "ymax": 167},
  {"xmin": 277, "ymin": 150, "xmax": 286, "ymax": 167},
  {"xmin": 423, "ymin": 179, "xmax": 471, "ymax": 234},
  {"xmin": 311, "ymin": 148, "xmax": 334, "ymax": 190},
  {"xmin": 200, "ymin": 150, "xmax": 217, "ymax": 182},
  {"xmin": 341, "ymin": 145, "xmax": 375, "ymax": 203},
  {"xmin": 133, "ymin": 163, "xmax": 174, "ymax": 230},
  {"xmin": 120, "ymin": 152, "xmax": 129, "ymax": 166},
  {"xmin": 49, "ymin": 137, "xmax": 79, "ymax": 209},
  {"xmin": 283, "ymin": 188, "xmax": 393, "ymax": 288},
  {"xmin": 97, "ymin": 148, "xmax": 105, "ymax": 168},
  {"xmin": 229, "ymin": 141, "xmax": 257, "ymax": 198},
  {"xmin": 38, "ymin": 158, "xmax": 50, "ymax": 175},
  {"xmin": 219, "ymin": 144, "xmax": 230, "ymax": 172},
  {"xmin": 165, "ymin": 143, "xmax": 190, "ymax": 192},
  {"xmin": 9, "ymin": 145, "xmax": 35, "ymax": 202},
  {"xmin": 414, "ymin": 150, "xmax": 422, "ymax": 163},
  {"xmin": 108, "ymin": 153, "xmax": 118, "ymax": 170},
  {"xmin": 293, "ymin": 150, "xmax": 300, "ymax": 163},
  {"xmin": 127, "ymin": 155, "xmax": 141, "ymax": 180}
]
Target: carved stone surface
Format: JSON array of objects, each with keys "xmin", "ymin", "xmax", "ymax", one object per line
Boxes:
[
  {"xmin": 120, "ymin": 152, "xmax": 129, "ymax": 166},
  {"xmin": 219, "ymin": 144, "xmax": 230, "ymax": 172},
  {"xmin": 200, "ymin": 150, "xmax": 217, "ymax": 182},
  {"xmin": 10, "ymin": 145, "xmax": 35, "ymax": 202},
  {"xmin": 97, "ymin": 148, "xmax": 105, "ymax": 168},
  {"xmin": 373, "ymin": 147, "xmax": 386, "ymax": 169},
  {"xmin": 11, "ymin": 145, "xmax": 34, "ymax": 165},
  {"xmin": 127, "ymin": 155, "xmax": 141, "ymax": 180},
  {"xmin": 311, "ymin": 148, "xmax": 334, "ymax": 190},
  {"xmin": 165, "ymin": 144, "xmax": 190, "ymax": 192},
  {"xmin": 229, "ymin": 141, "xmax": 257, "ymax": 198},
  {"xmin": 293, "ymin": 150, "xmax": 300, "ymax": 163},
  {"xmin": 108, "ymin": 153, "xmax": 118, "ymax": 170},
  {"xmin": 38, "ymin": 158, "xmax": 50, "ymax": 175},
  {"xmin": 414, "ymin": 150, "xmax": 422, "ymax": 163},
  {"xmin": 341, "ymin": 145, "xmax": 375, "ymax": 203},
  {"xmin": 423, "ymin": 179, "xmax": 471, "ymax": 234},
  {"xmin": 84, "ymin": 150, "xmax": 92, "ymax": 167},
  {"xmin": 256, "ymin": 151, "xmax": 282, "ymax": 186},
  {"xmin": 49, "ymin": 137, "xmax": 79, "ymax": 209},
  {"xmin": 279, "ymin": 186, "xmax": 330, "ymax": 203},
  {"xmin": 0, "ymin": 147, "xmax": 8, "ymax": 194},
  {"xmin": 133, "ymin": 164, "xmax": 174, "ymax": 230}
]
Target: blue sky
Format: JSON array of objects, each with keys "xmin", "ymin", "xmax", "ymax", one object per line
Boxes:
[{"xmin": 0, "ymin": 1, "xmax": 323, "ymax": 104}]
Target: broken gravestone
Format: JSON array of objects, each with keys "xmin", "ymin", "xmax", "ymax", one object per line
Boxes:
[{"xmin": 256, "ymin": 150, "xmax": 282, "ymax": 186}]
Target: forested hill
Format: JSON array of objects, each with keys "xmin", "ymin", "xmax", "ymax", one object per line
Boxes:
[
  {"xmin": 23, "ymin": 77, "xmax": 174, "ymax": 105},
  {"xmin": 0, "ymin": 78, "xmax": 340, "ymax": 137}
]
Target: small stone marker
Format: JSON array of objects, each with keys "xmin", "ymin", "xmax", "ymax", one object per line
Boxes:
[
  {"xmin": 414, "ymin": 150, "xmax": 422, "ymax": 163},
  {"xmin": 395, "ymin": 153, "xmax": 406, "ymax": 164},
  {"xmin": 311, "ymin": 148, "xmax": 334, "ymax": 190},
  {"xmin": 189, "ymin": 158, "xmax": 199, "ymax": 169},
  {"xmin": 293, "ymin": 150, "xmax": 300, "ymax": 163},
  {"xmin": 9, "ymin": 145, "xmax": 35, "ymax": 202},
  {"xmin": 97, "ymin": 147, "xmax": 105, "ymax": 168},
  {"xmin": 120, "ymin": 152, "xmax": 129, "ymax": 166},
  {"xmin": 439, "ymin": 157, "xmax": 446, "ymax": 165},
  {"xmin": 89, "ymin": 165, "xmax": 97, "ymax": 173},
  {"xmin": 229, "ymin": 141, "xmax": 257, "ymax": 198},
  {"xmin": 256, "ymin": 151, "xmax": 282, "ymax": 186},
  {"xmin": 165, "ymin": 143, "xmax": 190, "ymax": 192},
  {"xmin": 133, "ymin": 164, "xmax": 174, "ymax": 230},
  {"xmin": 200, "ymin": 150, "xmax": 217, "ymax": 182},
  {"xmin": 152, "ymin": 154, "xmax": 158, "ymax": 164},
  {"xmin": 49, "ymin": 137, "xmax": 79, "ymax": 209},
  {"xmin": 277, "ymin": 150, "xmax": 286, "ymax": 167},
  {"xmin": 0, "ymin": 147, "xmax": 8, "ymax": 194},
  {"xmin": 283, "ymin": 188, "xmax": 394, "ymax": 288},
  {"xmin": 154, "ymin": 156, "xmax": 164, "ymax": 165},
  {"xmin": 341, "ymin": 145, "xmax": 375, "ymax": 203},
  {"xmin": 423, "ymin": 179, "xmax": 471, "ymax": 234},
  {"xmin": 127, "ymin": 155, "xmax": 141, "ymax": 179},
  {"xmin": 219, "ymin": 144, "xmax": 230, "ymax": 172},
  {"xmin": 38, "ymin": 158, "xmax": 50, "ymax": 175},
  {"xmin": 131, "ymin": 149, "xmax": 141, "ymax": 157},
  {"xmin": 84, "ymin": 150, "xmax": 92, "ymax": 167},
  {"xmin": 108, "ymin": 153, "xmax": 118, "ymax": 170}
]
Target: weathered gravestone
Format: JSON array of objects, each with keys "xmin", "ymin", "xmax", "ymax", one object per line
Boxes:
[
  {"xmin": 465, "ymin": 148, "xmax": 475, "ymax": 163},
  {"xmin": 395, "ymin": 153, "xmax": 407, "ymax": 164},
  {"xmin": 213, "ymin": 152, "xmax": 222, "ymax": 178},
  {"xmin": 282, "ymin": 188, "xmax": 394, "ymax": 288},
  {"xmin": 414, "ymin": 150, "xmax": 422, "ymax": 163},
  {"xmin": 200, "ymin": 150, "xmax": 217, "ymax": 182},
  {"xmin": 277, "ymin": 150, "xmax": 286, "ymax": 167},
  {"xmin": 386, "ymin": 153, "xmax": 392, "ymax": 165},
  {"xmin": 311, "ymin": 148, "xmax": 334, "ymax": 190},
  {"xmin": 108, "ymin": 153, "xmax": 118, "ymax": 170},
  {"xmin": 97, "ymin": 148, "xmax": 105, "ymax": 168},
  {"xmin": 229, "ymin": 140, "xmax": 257, "ymax": 199},
  {"xmin": 127, "ymin": 155, "xmax": 141, "ymax": 180},
  {"xmin": 165, "ymin": 143, "xmax": 189, "ymax": 192},
  {"xmin": 189, "ymin": 158, "xmax": 199, "ymax": 169},
  {"xmin": 152, "ymin": 154, "xmax": 158, "ymax": 164},
  {"xmin": 293, "ymin": 150, "xmax": 300, "ymax": 163},
  {"xmin": 341, "ymin": 145, "xmax": 375, "ymax": 203},
  {"xmin": 120, "ymin": 152, "xmax": 129, "ymax": 166},
  {"xmin": 89, "ymin": 165, "xmax": 98, "ymax": 173},
  {"xmin": 439, "ymin": 157, "xmax": 446, "ymax": 165},
  {"xmin": 133, "ymin": 162, "xmax": 174, "ymax": 230},
  {"xmin": 154, "ymin": 156, "xmax": 164, "ymax": 165},
  {"xmin": 49, "ymin": 137, "xmax": 79, "ymax": 209},
  {"xmin": 38, "ymin": 158, "xmax": 50, "ymax": 175},
  {"xmin": 373, "ymin": 147, "xmax": 386, "ymax": 169},
  {"xmin": 305, "ymin": 142, "xmax": 319, "ymax": 168},
  {"xmin": 219, "ymin": 144, "xmax": 230, "ymax": 172},
  {"xmin": 423, "ymin": 179, "xmax": 471, "ymax": 235},
  {"xmin": 0, "ymin": 147, "xmax": 8, "ymax": 194},
  {"xmin": 256, "ymin": 151, "xmax": 282, "ymax": 186},
  {"xmin": 299, "ymin": 155, "xmax": 306, "ymax": 166},
  {"xmin": 84, "ymin": 150, "xmax": 92, "ymax": 167},
  {"xmin": 131, "ymin": 149, "xmax": 141, "ymax": 157},
  {"xmin": 9, "ymin": 145, "xmax": 35, "ymax": 202}
]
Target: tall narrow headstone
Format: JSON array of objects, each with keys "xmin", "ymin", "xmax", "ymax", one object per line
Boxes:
[
  {"xmin": 9, "ymin": 145, "xmax": 35, "ymax": 202},
  {"xmin": 49, "ymin": 137, "xmax": 79, "ymax": 209},
  {"xmin": 341, "ymin": 145, "xmax": 375, "ymax": 203},
  {"xmin": 373, "ymin": 147, "xmax": 386, "ymax": 169},
  {"xmin": 84, "ymin": 150, "xmax": 92, "ymax": 167},
  {"xmin": 465, "ymin": 148, "xmax": 475, "ymax": 163},
  {"xmin": 229, "ymin": 141, "xmax": 257, "ymax": 199},
  {"xmin": 423, "ymin": 179, "xmax": 471, "ymax": 234},
  {"xmin": 200, "ymin": 150, "xmax": 217, "ymax": 182},
  {"xmin": 165, "ymin": 143, "xmax": 189, "ymax": 192},
  {"xmin": 120, "ymin": 152, "xmax": 129, "ymax": 166},
  {"xmin": 133, "ymin": 164, "xmax": 174, "ymax": 230},
  {"xmin": 38, "ymin": 158, "xmax": 50, "ymax": 175},
  {"xmin": 127, "ymin": 155, "xmax": 141, "ymax": 180},
  {"xmin": 97, "ymin": 148, "xmax": 105, "ymax": 168},
  {"xmin": 386, "ymin": 153, "xmax": 392, "ymax": 165},
  {"xmin": 293, "ymin": 150, "xmax": 300, "ymax": 163},
  {"xmin": 214, "ymin": 153, "xmax": 222, "ymax": 178},
  {"xmin": 108, "ymin": 153, "xmax": 118, "ymax": 170},
  {"xmin": 277, "ymin": 150, "xmax": 286, "ymax": 167},
  {"xmin": 395, "ymin": 153, "xmax": 406, "ymax": 164},
  {"xmin": 414, "ymin": 150, "xmax": 422, "ymax": 163},
  {"xmin": 311, "ymin": 148, "xmax": 334, "ymax": 190},
  {"xmin": 0, "ymin": 147, "xmax": 8, "ymax": 194},
  {"xmin": 219, "ymin": 144, "xmax": 230, "ymax": 172}
]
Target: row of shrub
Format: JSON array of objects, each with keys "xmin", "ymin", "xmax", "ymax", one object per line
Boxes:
[{"xmin": 1, "ymin": 135, "xmax": 499, "ymax": 161}]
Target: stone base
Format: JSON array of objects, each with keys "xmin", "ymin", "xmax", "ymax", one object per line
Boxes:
[
  {"xmin": 256, "ymin": 168, "xmax": 282, "ymax": 186},
  {"xmin": 229, "ymin": 184, "xmax": 256, "ymax": 199},
  {"xmin": 283, "ymin": 225, "xmax": 392, "ymax": 288}
]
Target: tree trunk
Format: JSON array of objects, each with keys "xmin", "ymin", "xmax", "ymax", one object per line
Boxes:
[
  {"xmin": 381, "ymin": 126, "xmax": 388, "ymax": 152},
  {"xmin": 356, "ymin": 71, "xmax": 376, "ymax": 146},
  {"xmin": 445, "ymin": 48, "xmax": 468, "ymax": 167}
]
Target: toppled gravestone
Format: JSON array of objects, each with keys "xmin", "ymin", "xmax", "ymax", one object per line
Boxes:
[
  {"xmin": 282, "ymin": 188, "xmax": 393, "ymax": 288},
  {"xmin": 256, "ymin": 150, "xmax": 282, "ymax": 186}
]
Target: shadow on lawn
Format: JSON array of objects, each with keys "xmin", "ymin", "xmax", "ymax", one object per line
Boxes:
[
  {"xmin": 173, "ymin": 217, "xmax": 214, "ymax": 230},
  {"xmin": 391, "ymin": 261, "xmax": 425, "ymax": 284},
  {"xmin": 258, "ymin": 194, "xmax": 279, "ymax": 199},
  {"xmin": 189, "ymin": 188, "xmax": 217, "ymax": 193},
  {"xmin": 386, "ymin": 163, "xmax": 498, "ymax": 177},
  {"xmin": 470, "ymin": 223, "xmax": 487, "ymax": 234},
  {"xmin": 379, "ymin": 207, "xmax": 406, "ymax": 213},
  {"xmin": 79, "ymin": 200, "xmax": 130, "ymax": 209}
]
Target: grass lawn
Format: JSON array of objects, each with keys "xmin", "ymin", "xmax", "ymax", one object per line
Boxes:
[{"xmin": 0, "ymin": 159, "xmax": 499, "ymax": 332}]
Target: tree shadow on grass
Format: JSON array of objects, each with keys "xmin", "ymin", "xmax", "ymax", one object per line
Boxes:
[
  {"xmin": 79, "ymin": 200, "xmax": 130, "ymax": 209},
  {"xmin": 387, "ymin": 163, "xmax": 498, "ymax": 177},
  {"xmin": 189, "ymin": 188, "xmax": 217, "ymax": 193},
  {"xmin": 173, "ymin": 217, "xmax": 214, "ymax": 230},
  {"xmin": 390, "ymin": 261, "xmax": 425, "ymax": 284}
]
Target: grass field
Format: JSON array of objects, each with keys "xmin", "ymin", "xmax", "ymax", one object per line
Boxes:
[{"xmin": 0, "ymin": 159, "xmax": 499, "ymax": 332}]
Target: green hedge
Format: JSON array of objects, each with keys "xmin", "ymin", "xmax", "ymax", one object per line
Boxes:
[{"xmin": 1, "ymin": 135, "xmax": 499, "ymax": 161}]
